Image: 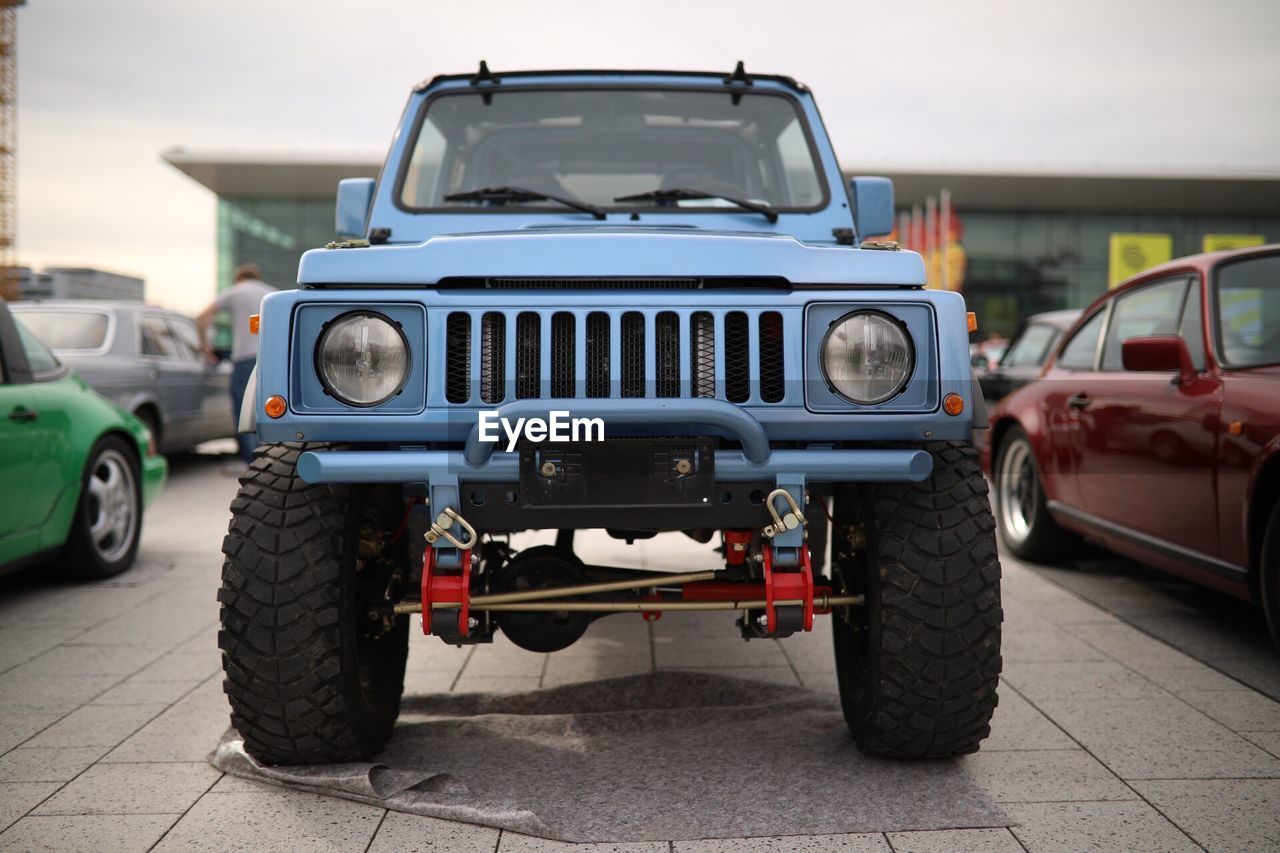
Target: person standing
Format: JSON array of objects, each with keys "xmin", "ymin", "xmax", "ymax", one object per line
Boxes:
[{"xmin": 197, "ymin": 263, "xmax": 274, "ymax": 470}]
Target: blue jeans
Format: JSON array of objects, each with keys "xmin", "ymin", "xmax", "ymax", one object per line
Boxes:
[{"xmin": 230, "ymin": 358, "xmax": 258, "ymax": 465}]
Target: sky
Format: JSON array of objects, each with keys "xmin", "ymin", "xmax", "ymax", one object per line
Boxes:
[{"xmin": 15, "ymin": 0, "xmax": 1280, "ymax": 314}]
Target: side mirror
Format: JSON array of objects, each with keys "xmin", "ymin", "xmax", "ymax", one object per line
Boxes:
[
  {"xmin": 850, "ymin": 176, "xmax": 895, "ymax": 240},
  {"xmin": 1121, "ymin": 335, "xmax": 1196, "ymax": 383},
  {"xmin": 335, "ymin": 178, "xmax": 376, "ymax": 238}
]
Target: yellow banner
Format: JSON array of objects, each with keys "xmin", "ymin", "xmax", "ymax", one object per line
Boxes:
[
  {"xmin": 1203, "ymin": 233, "xmax": 1264, "ymax": 253},
  {"xmin": 1109, "ymin": 233, "xmax": 1172, "ymax": 287}
]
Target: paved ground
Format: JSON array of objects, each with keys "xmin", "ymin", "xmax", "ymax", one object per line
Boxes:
[{"xmin": 1, "ymin": 452, "xmax": 1279, "ymax": 851}]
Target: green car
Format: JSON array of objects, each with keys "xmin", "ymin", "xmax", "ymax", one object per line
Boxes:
[{"xmin": 0, "ymin": 301, "xmax": 167, "ymax": 578}]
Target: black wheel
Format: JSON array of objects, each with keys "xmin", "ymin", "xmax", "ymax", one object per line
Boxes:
[
  {"xmin": 133, "ymin": 407, "xmax": 162, "ymax": 453},
  {"xmin": 831, "ymin": 442, "xmax": 1002, "ymax": 759},
  {"xmin": 994, "ymin": 425, "xmax": 1076, "ymax": 561},
  {"xmin": 62, "ymin": 436, "xmax": 143, "ymax": 579},
  {"xmin": 219, "ymin": 443, "xmax": 410, "ymax": 765},
  {"xmin": 1261, "ymin": 502, "xmax": 1280, "ymax": 650}
]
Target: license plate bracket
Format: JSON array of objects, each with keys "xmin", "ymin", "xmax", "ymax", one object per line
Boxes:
[{"xmin": 520, "ymin": 439, "xmax": 715, "ymax": 509}]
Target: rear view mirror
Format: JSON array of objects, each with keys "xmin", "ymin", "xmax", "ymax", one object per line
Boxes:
[
  {"xmin": 1122, "ymin": 336, "xmax": 1196, "ymax": 383},
  {"xmin": 335, "ymin": 178, "xmax": 376, "ymax": 238},
  {"xmin": 850, "ymin": 176, "xmax": 894, "ymax": 240}
]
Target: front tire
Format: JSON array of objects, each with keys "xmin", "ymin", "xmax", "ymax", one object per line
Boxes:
[
  {"xmin": 831, "ymin": 442, "xmax": 1002, "ymax": 759},
  {"xmin": 219, "ymin": 443, "xmax": 409, "ymax": 765},
  {"xmin": 62, "ymin": 436, "xmax": 143, "ymax": 579}
]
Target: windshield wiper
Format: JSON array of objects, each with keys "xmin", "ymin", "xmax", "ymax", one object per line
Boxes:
[
  {"xmin": 443, "ymin": 186, "xmax": 606, "ymax": 220},
  {"xmin": 613, "ymin": 188, "xmax": 778, "ymax": 223}
]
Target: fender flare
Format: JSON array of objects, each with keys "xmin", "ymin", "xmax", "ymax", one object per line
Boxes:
[{"xmin": 238, "ymin": 365, "xmax": 258, "ymax": 434}]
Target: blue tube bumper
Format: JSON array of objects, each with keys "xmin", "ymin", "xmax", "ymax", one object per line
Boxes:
[{"xmin": 297, "ymin": 446, "xmax": 933, "ymax": 485}]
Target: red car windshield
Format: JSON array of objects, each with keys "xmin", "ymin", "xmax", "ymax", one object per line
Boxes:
[{"xmin": 1215, "ymin": 253, "xmax": 1280, "ymax": 368}]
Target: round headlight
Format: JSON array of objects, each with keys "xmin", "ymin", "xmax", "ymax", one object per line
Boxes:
[
  {"xmin": 820, "ymin": 310, "xmax": 914, "ymax": 404},
  {"xmin": 315, "ymin": 311, "xmax": 410, "ymax": 407}
]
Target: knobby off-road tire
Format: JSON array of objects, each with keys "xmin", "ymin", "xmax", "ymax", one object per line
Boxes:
[
  {"xmin": 219, "ymin": 443, "xmax": 409, "ymax": 765},
  {"xmin": 831, "ymin": 442, "xmax": 1002, "ymax": 759}
]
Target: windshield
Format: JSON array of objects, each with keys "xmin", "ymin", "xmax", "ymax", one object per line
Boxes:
[
  {"xmin": 1215, "ymin": 252, "xmax": 1280, "ymax": 368},
  {"xmin": 12, "ymin": 309, "xmax": 110, "ymax": 351},
  {"xmin": 399, "ymin": 88, "xmax": 826, "ymax": 212}
]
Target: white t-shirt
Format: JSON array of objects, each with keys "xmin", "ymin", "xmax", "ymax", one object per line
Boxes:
[{"xmin": 215, "ymin": 279, "xmax": 275, "ymax": 362}]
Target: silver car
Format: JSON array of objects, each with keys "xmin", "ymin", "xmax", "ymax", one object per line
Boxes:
[{"xmin": 11, "ymin": 301, "xmax": 234, "ymax": 454}]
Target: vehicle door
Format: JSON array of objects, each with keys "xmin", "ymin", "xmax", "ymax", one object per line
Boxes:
[
  {"xmin": 138, "ymin": 313, "xmax": 203, "ymax": 448},
  {"xmin": 1038, "ymin": 307, "xmax": 1108, "ymax": 511},
  {"xmin": 166, "ymin": 314, "xmax": 233, "ymax": 443},
  {"xmin": 0, "ymin": 315, "xmax": 71, "ymax": 541},
  {"xmin": 1074, "ymin": 274, "xmax": 1221, "ymax": 555}
]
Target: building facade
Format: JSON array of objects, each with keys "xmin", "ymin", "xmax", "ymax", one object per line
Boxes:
[
  {"xmin": 165, "ymin": 149, "xmax": 1280, "ymax": 338},
  {"xmin": 16, "ymin": 266, "xmax": 145, "ymax": 301}
]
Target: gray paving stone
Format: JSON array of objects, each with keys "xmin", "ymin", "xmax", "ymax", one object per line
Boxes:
[
  {"xmin": 542, "ymin": 654, "xmax": 652, "ymax": 686},
  {"xmin": 0, "ymin": 709, "xmax": 63, "ymax": 754},
  {"xmin": 795, "ymin": 670, "xmax": 839, "ymax": 694},
  {"xmin": 125, "ymin": 649, "xmax": 222, "ymax": 683},
  {"xmin": 462, "ymin": 646, "xmax": 548, "ymax": 678},
  {"xmin": 0, "ymin": 671, "xmax": 120, "ymax": 714},
  {"xmin": 981, "ymin": 685, "xmax": 1076, "ymax": 752},
  {"xmin": 1005, "ymin": 800, "xmax": 1199, "ymax": 852},
  {"xmin": 1133, "ymin": 778, "xmax": 1280, "ymax": 850},
  {"xmin": 885, "ymin": 827, "xmax": 1022, "ymax": 852},
  {"xmin": 0, "ymin": 626, "xmax": 82, "ymax": 674},
  {"xmin": 1063, "ymin": 622, "xmax": 1196, "ymax": 670},
  {"xmin": 960, "ymin": 749, "xmax": 1135, "ymax": 803},
  {"xmin": 1242, "ymin": 730, "xmax": 1280, "ymax": 758},
  {"xmin": 0, "ymin": 782, "xmax": 59, "ymax": 832},
  {"xmin": 1001, "ymin": 627, "xmax": 1107, "ymax": 663},
  {"xmin": 0, "ymin": 747, "xmax": 107, "ymax": 783},
  {"xmin": 0, "ymin": 813, "xmax": 176, "ymax": 852},
  {"xmin": 401, "ymin": 668, "xmax": 456, "ymax": 695},
  {"xmin": 24, "ymin": 703, "xmax": 165, "ymax": 749},
  {"xmin": 1001, "ymin": 660, "xmax": 1168, "ymax": 702},
  {"xmin": 33, "ymin": 762, "xmax": 219, "ymax": 815},
  {"xmin": 1035, "ymin": 694, "xmax": 1280, "ymax": 779},
  {"xmin": 101, "ymin": 677, "xmax": 228, "ymax": 763},
  {"xmin": 649, "ymin": 610, "xmax": 742, "ymax": 638},
  {"xmin": 499, "ymin": 835, "xmax": 668, "ymax": 852},
  {"xmin": 153, "ymin": 790, "xmax": 383, "ymax": 851},
  {"xmin": 653, "ymin": 636, "xmax": 788, "ymax": 667},
  {"xmin": 366, "ymin": 810, "xmax": 500, "ymax": 852},
  {"xmin": 674, "ymin": 833, "xmax": 890, "ymax": 851},
  {"xmin": 8, "ymin": 643, "xmax": 165, "ymax": 679},
  {"xmin": 1140, "ymin": 664, "xmax": 1247, "ymax": 694},
  {"xmin": 90, "ymin": 676, "xmax": 206, "ymax": 707},
  {"xmin": 662, "ymin": 665, "xmax": 801, "ymax": 687},
  {"xmin": 452, "ymin": 675, "xmax": 543, "ymax": 694},
  {"xmin": 1177, "ymin": 688, "xmax": 1280, "ymax": 733}
]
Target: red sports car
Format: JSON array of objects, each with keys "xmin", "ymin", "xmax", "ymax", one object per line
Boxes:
[{"xmin": 983, "ymin": 244, "xmax": 1280, "ymax": 643}]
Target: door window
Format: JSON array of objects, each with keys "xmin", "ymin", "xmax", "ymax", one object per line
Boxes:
[
  {"xmin": 15, "ymin": 321, "xmax": 60, "ymax": 375},
  {"xmin": 139, "ymin": 315, "xmax": 182, "ymax": 359},
  {"xmin": 1002, "ymin": 324, "xmax": 1060, "ymax": 368},
  {"xmin": 166, "ymin": 317, "xmax": 204, "ymax": 362},
  {"xmin": 1178, "ymin": 283, "xmax": 1206, "ymax": 371},
  {"xmin": 1101, "ymin": 277, "xmax": 1189, "ymax": 371},
  {"xmin": 1056, "ymin": 310, "xmax": 1105, "ymax": 371}
]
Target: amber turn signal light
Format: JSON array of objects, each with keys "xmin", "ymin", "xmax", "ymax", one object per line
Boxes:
[
  {"xmin": 249, "ymin": 314, "xmax": 260, "ymax": 335},
  {"xmin": 966, "ymin": 312, "xmax": 978, "ymax": 333},
  {"xmin": 264, "ymin": 395, "xmax": 287, "ymax": 419},
  {"xmin": 943, "ymin": 393, "xmax": 965, "ymax": 416}
]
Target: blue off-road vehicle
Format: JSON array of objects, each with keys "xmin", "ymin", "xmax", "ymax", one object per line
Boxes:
[{"xmin": 220, "ymin": 64, "xmax": 1002, "ymax": 765}]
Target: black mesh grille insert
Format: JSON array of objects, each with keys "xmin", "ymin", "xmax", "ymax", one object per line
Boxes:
[
  {"xmin": 759, "ymin": 311, "xmax": 785, "ymax": 403},
  {"xmin": 621, "ymin": 311, "xmax": 645, "ymax": 398},
  {"xmin": 551, "ymin": 312, "xmax": 575, "ymax": 398},
  {"xmin": 724, "ymin": 311, "xmax": 750, "ymax": 403},
  {"xmin": 655, "ymin": 311, "xmax": 679, "ymax": 398},
  {"xmin": 515, "ymin": 312, "xmax": 540, "ymax": 399},
  {"xmin": 445, "ymin": 312, "xmax": 471, "ymax": 404},
  {"xmin": 690, "ymin": 312, "xmax": 715, "ymax": 399},
  {"xmin": 480, "ymin": 312, "xmax": 504, "ymax": 404},
  {"xmin": 586, "ymin": 312, "xmax": 610, "ymax": 398}
]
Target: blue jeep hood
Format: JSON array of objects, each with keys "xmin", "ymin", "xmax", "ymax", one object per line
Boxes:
[{"xmin": 297, "ymin": 227, "xmax": 926, "ymax": 287}]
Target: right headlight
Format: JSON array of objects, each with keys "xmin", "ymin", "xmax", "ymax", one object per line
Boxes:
[
  {"xmin": 820, "ymin": 310, "xmax": 915, "ymax": 404},
  {"xmin": 315, "ymin": 311, "xmax": 410, "ymax": 407}
]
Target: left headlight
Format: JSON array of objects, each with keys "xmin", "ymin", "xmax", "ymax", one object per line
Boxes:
[
  {"xmin": 315, "ymin": 311, "xmax": 410, "ymax": 407},
  {"xmin": 820, "ymin": 310, "xmax": 915, "ymax": 404}
]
